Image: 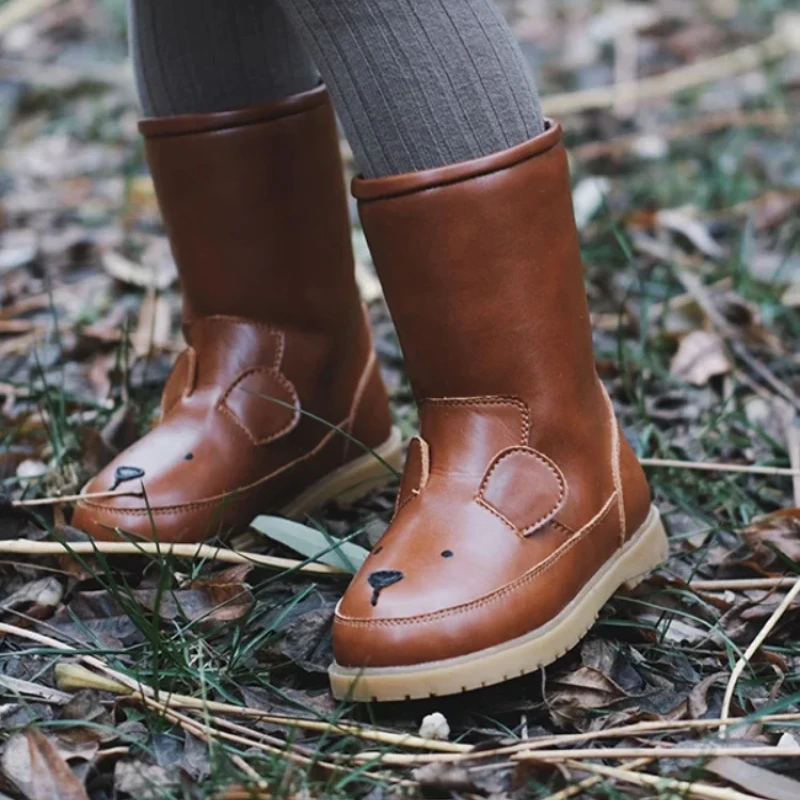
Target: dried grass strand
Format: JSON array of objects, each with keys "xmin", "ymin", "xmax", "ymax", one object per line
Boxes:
[
  {"xmin": 541, "ymin": 20, "xmax": 797, "ymax": 117},
  {"xmin": 0, "ymin": 622, "xmax": 467, "ymax": 754},
  {"xmin": 536, "ymin": 758, "xmax": 653, "ymax": 800},
  {"xmin": 515, "ymin": 745, "xmax": 800, "ymax": 761},
  {"xmin": 561, "ymin": 760, "xmax": 764, "ymax": 800},
  {"xmin": 0, "ymin": 539, "xmax": 344, "ymax": 576},
  {"xmin": 689, "ymin": 577, "xmax": 799, "ymax": 591},
  {"xmin": 353, "ymin": 713, "xmax": 800, "ymax": 765},
  {"xmin": 640, "ymin": 458, "xmax": 800, "ymax": 476},
  {"xmin": 720, "ymin": 577, "xmax": 800, "ymax": 734}
]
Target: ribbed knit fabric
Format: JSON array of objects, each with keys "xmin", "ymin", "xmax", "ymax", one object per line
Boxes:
[
  {"xmin": 128, "ymin": 0, "xmax": 319, "ymax": 117},
  {"xmin": 276, "ymin": 0, "xmax": 545, "ymax": 176},
  {"xmin": 128, "ymin": 0, "xmax": 545, "ymax": 178}
]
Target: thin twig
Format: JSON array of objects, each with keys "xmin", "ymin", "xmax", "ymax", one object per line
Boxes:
[
  {"xmin": 782, "ymin": 411, "xmax": 800, "ymax": 505},
  {"xmin": 544, "ymin": 16, "xmax": 799, "ymax": 118},
  {"xmin": 676, "ymin": 271, "xmax": 800, "ymax": 411},
  {"xmin": 537, "ymin": 758, "xmax": 653, "ymax": 800},
  {"xmin": 12, "ymin": 490, "xmax": 143, "ymax": 507},
  {"xmin": 0, "ymin": 623, "xmax": 467, "ymax": 754},
  {"xmin": 144, "ymin": 697, "xmax": 412, "ymax": 787},
  {"xmin": 690, "ymin": 577, "xmax": 799, "ymax": 591},
  {"xmin": 640, "ymin": 458, "xmax": 800, "ymax": 477},
  {"xmin": 515, "ymin": 745, "xmax": 800, "ymax": 761},
  {"xmin": 353, "ymin": 713, "xmax": 800, "ymax": 766},
  {"xmin": 561, "ymin": 760, "xmax": 763, "ymax": 800},
  {"xmin": 541, "ymin": 21, "xmax": 798, "ymax": 117},
  {"xmin": 720, "ymin": 577, "xmax": 800, "ymax": 735},
  {"xmin": 0, "ymin": 539, "xmax": 344, "ymax": 576},
  {"xmin": 572, "ymin": 111, "xmax": 794, "ymax": 162}
]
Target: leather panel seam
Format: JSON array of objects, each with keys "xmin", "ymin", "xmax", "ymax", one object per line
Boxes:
[
  {"xmin": 336, "ymin": 491, "xmax": 619, "ymax": 627},
  {"xmin": 217, "ymin": 366, "xmax": 300, "ymax": 446},
  {"xmin": 600, "ymin": 382, "xmax": 626, "ymax": 545},
  {"xmin": 78, "ymin": 418, "xmax": 350, "ymax": 515},
  {"xmin": 475, "ymin": 446, "xmax": 567, "ymax": 537},
  {"xmin": 421, "ymin": 395, "xmax": 530, "ymax": 445}
]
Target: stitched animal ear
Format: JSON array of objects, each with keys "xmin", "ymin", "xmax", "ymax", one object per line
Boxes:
[
  {"xmin": 221, "ymin": 367, "xmax": 300, "ymax": 445},
  {"xmin": 476, "ymin": 446, "xmax": 566, "ymax": 535},
  {"xmin": 395, "ymin": 436, "xmax": 430, "ymax": 515},
  {"xmin": 160, "ymin": 347, "xmax": 197, "ymax": 420}
]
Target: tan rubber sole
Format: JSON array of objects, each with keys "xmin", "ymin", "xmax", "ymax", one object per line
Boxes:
[
  {"xmin": 280, "ymin": 426, "xmax": 404, "ymax": 519},
  {"xmin": 329, "ymin": 505, "xmax": 668, "ymax": 701}
]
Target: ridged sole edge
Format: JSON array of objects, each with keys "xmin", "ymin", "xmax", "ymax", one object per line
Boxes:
[
  {"xmin": 280, "ymin": 426, "xmax": 403, "ymax": 519},
  {"xmin": 329, "ymin": 505, "xmax": 668, "ymax": 701}
]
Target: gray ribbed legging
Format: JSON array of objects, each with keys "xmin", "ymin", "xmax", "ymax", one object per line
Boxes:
[{"xmin": 129, "ymin": 0, "xmax": 544, "ymax": 178}]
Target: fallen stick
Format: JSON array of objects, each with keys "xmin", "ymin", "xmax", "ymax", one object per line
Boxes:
[
  {"xmin": 560, "ymin": 759, "xmax": 762, "ymax": 800},
  {"xmin": 783, "ymin": 411, "xmax": 800, "ymax": 505},
  {"xmin": 541, "ymin": 15, "xmax": 800, "ymax": 117},
  {"xmin": 572, "ymin": 111, "xmax": 794, "ymax": 161},
  {"xmin": 515, "ymin": 745, "xmax": 800, "ymax": 761},
  {"xmin": 143, "ymin": 696, "xmax": 413, "ymax": 789},
  {"xmin": 690, "ymin": 577, "xmax": 799, "ymax": 591},
  {"xmin": 536, "ymin": 758, "xmax": 653, "ymax": 800},
  {"xmin": 0, "ymin": 539, "xmax": 344, "ymax": 576},
  {"xmin": 353, "ymin": 713, "xmax": 800, "ymax": 766},
  {"xmin": 0, "ymin": 629, "xmax": 468, "ymax": 755},
  {"xmin": 640, "ymin": 458, "xmax": 800, "ymax": 477},
  {"xmin": 12, "ymin": 490, "xmax": 142, "ymax": 507},
  {"xmin": 676, "ymin": 270, "xmax": 800, "ymax": 411},
  {"xmin": 720, "ymin": 577, "xmax": 800, "ymax": 735}
]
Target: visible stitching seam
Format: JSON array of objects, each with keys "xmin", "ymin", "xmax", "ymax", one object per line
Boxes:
[
  {"xmin": 78, "ymin": 416, "xmax": 350, "ymax": 516},
  {"xmin": 160, "ymin": 346, "xmax": 196, "ymax": 421},
  {"xmin": 551, "ymin": 518, "xmax": 577, "ymax": 536},
  {"xmin": 143, "ymin": 98, "xmax": 327, "ymax": 140},
  {"xmin": 342, "ymin": 345, "xmax": 377, "ymax": 462},
  {"xmin": 474, "ymin": 446, "xmax": 567, "ymax": 538},
  {"xmin": 336, "ymin": 491, "xmax": 618, "ymax": 628},
  {"xmin": 357, "ymin": 135, "xmax": 561, "ymax": 204},
  {"xmin": 394, "ymin": 488, "xmax": 421, "ymax": 518},
  {"xmin": 393, "ymin": 436, "xmax": 430, "ymax": 518},
  {"xmin": 420, "ymin": 395, "xmax": 530, "ymax": 445},
  {"xmin": 218, "ymin": 366, "xmax": 300, "ymax": 446},
  {"xmin": 600, "ymin": 382, "xmax": 625, "ymax": 545}
]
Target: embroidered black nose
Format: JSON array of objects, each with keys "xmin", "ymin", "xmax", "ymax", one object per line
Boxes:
[
  {"xmin": 110, "ymin": 466, "xmax": 145, "ymax": 491},
  {"xmin": 367, "ymin": 570, "xmax": 404, "ymax": 606}
]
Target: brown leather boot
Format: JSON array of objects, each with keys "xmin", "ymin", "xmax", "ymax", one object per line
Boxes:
[
  {"xmin": 329, "ymin": 122, "xmax": 667, "ymax": 701},
  {"xmin": 73, "ymin": 86, "xmax": 400, "ymax": 544}
]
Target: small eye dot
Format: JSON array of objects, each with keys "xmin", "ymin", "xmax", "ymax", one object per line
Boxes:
[
  {"xmin": 184, "ymin": 453, "xmax": 194, "ymax": 460},
  {"xmin": 441, "ymin": 550, "xmax": 453, "ymax": 558}
]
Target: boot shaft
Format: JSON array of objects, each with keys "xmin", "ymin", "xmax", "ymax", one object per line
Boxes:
[
  {"xmin": 353, "ymin": 122, "xmax": 597, "ymax": 417},
  {"xmin": 353, "ymin": 121, "xmax": 651, "ymax": 539},
  {"xmin": 140, "ymin": 85, "xmax": 361, "ymax": 333}
]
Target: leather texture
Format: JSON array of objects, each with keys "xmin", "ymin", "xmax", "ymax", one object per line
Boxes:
[
  {"xmin": 333, "ymin": 121, "xmax": 652, "ymax": 669},
  {"xmin": 73, "ymin": 86, "xmax": 392, "ymax": 544}
]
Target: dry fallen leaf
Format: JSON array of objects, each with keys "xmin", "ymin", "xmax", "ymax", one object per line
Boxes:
[
  {"xmin": 742, "ymin": 509, "xmax": 800, "ymax": 571},
  {"xmin": 101, "ymin": 247, "xmax": 176, "ymax": 291},
  {"xmin": 1, "ymin": 576, "xmax": 63, "ymax": 621},
  {"xmin": 656, "ymin": 206, "xmax": 726, "ymax": 260},
  {"xmin": 131, "ymin": 288, "xmax": 172, "ymax": 357},
  {"xmin": 114, "ymin": 760, "xmax": 178, "ymax": 800},
  {"xmin": 1, "ymin": 728, "xmax": 89, "ymax": 800},
  {"xmin": 670, "ymin": 329, "xmax": 731, "ymax": 386},
  {"xmin": 547, "ymin": 665, "xmax": 628, "ymax": 728},
  {"xmin": 705, "ymin": 756, "xmax": 800, "ymax": 800}
]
